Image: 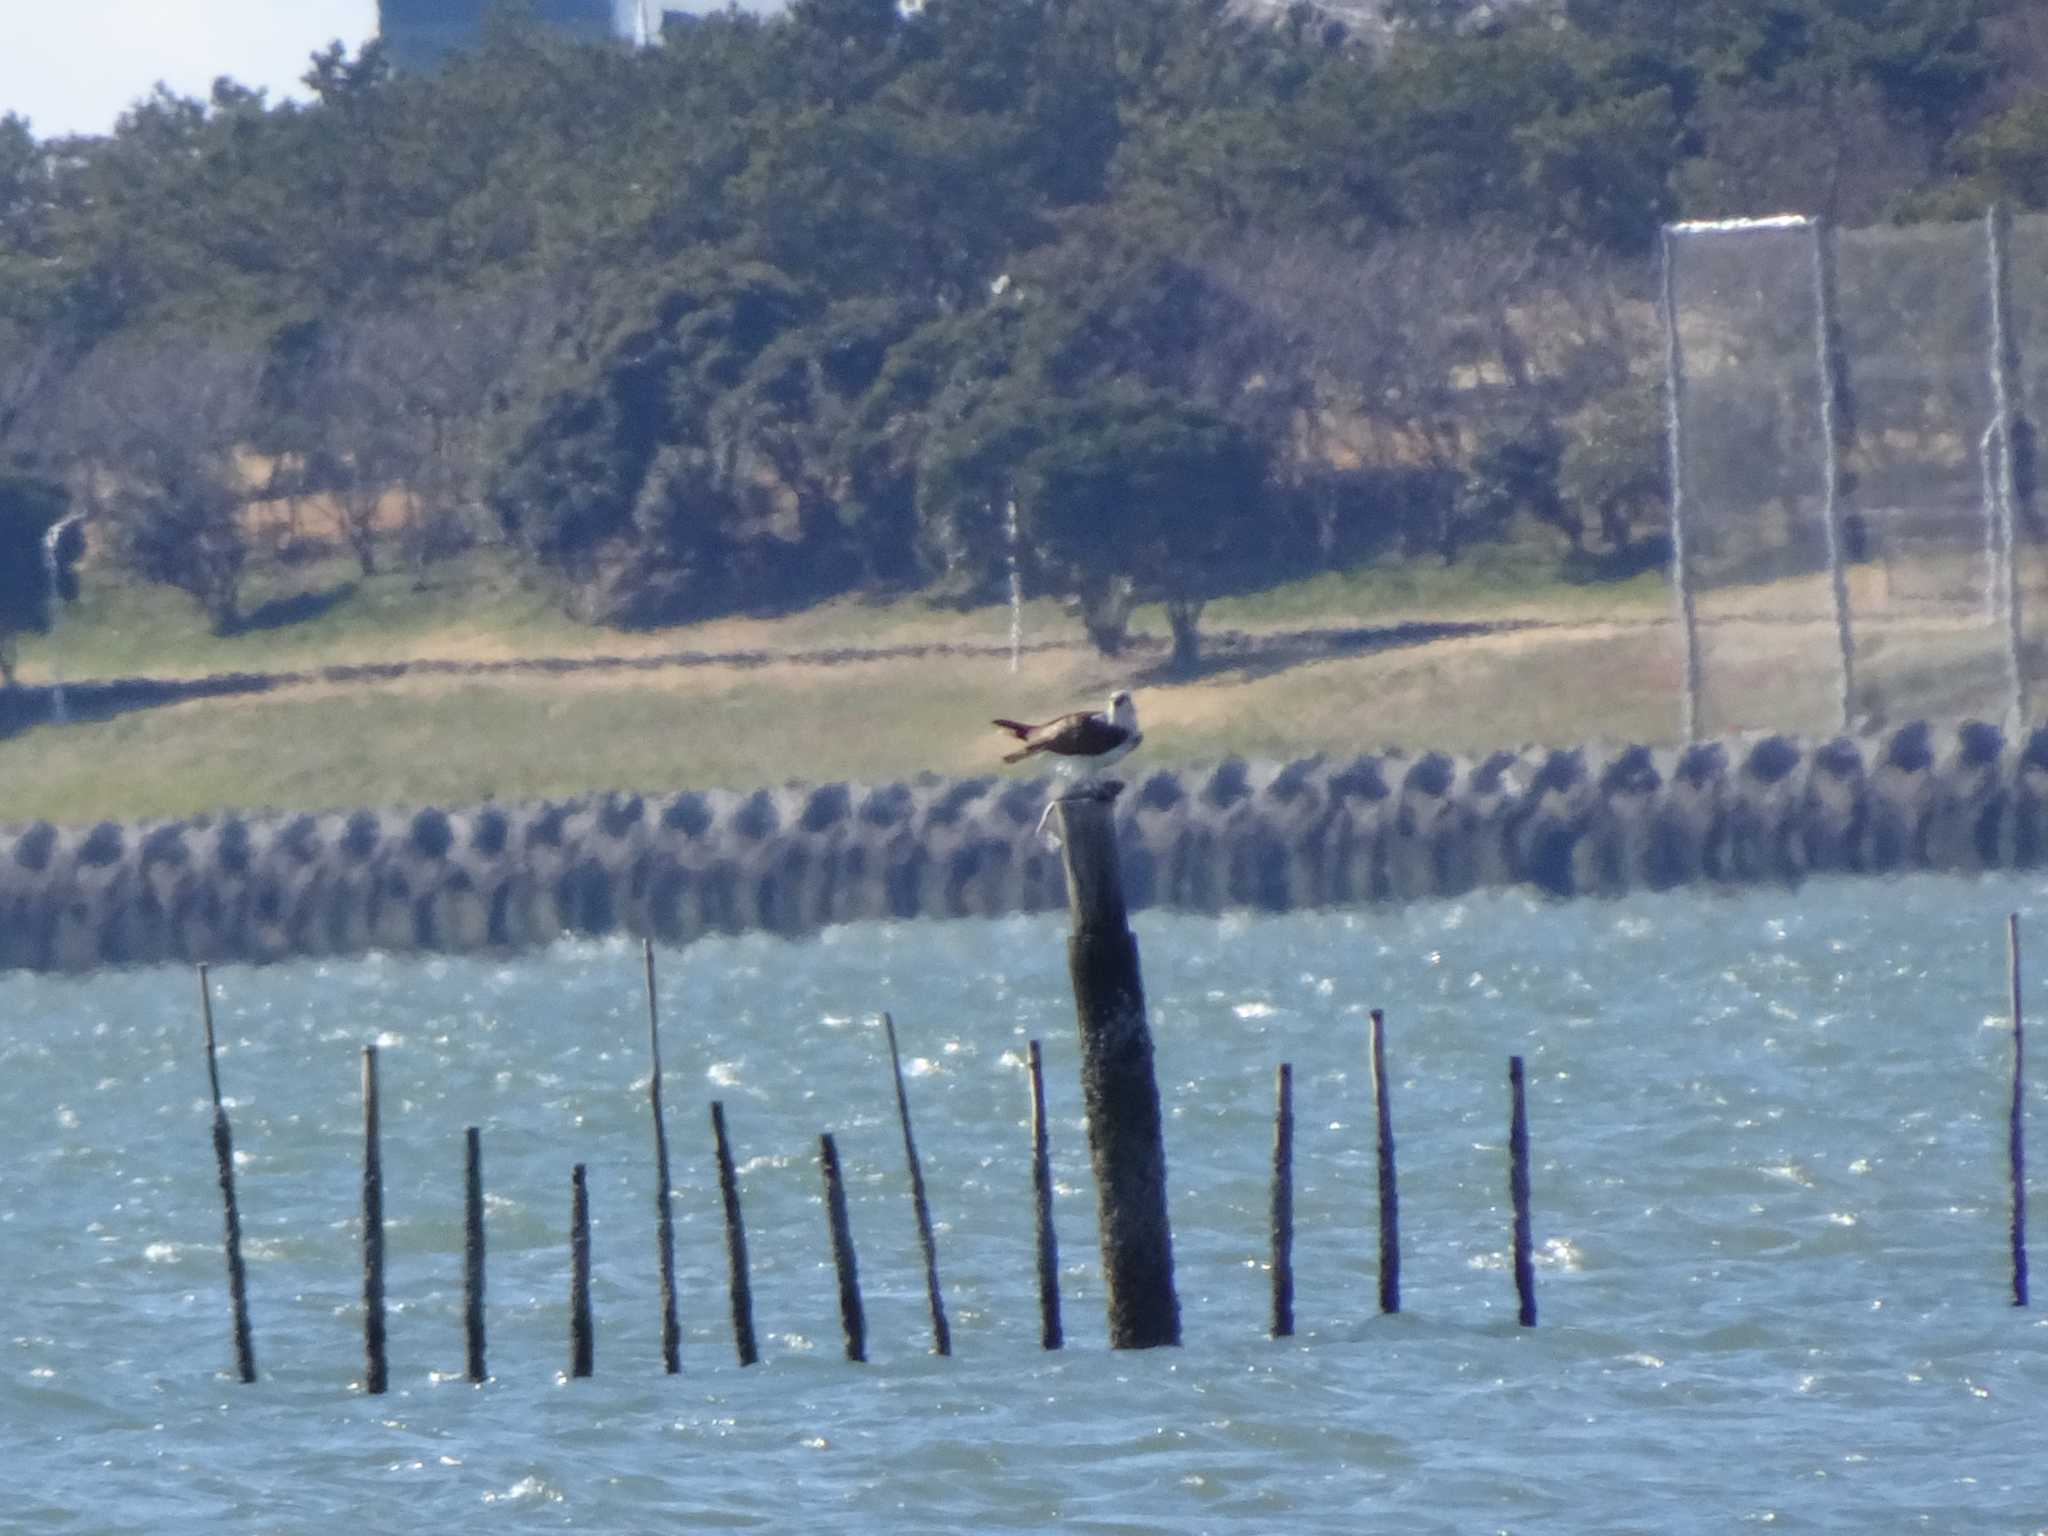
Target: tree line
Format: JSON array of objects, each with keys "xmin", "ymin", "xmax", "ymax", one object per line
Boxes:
[{"xmin": 2, "ymin": 0, "xmax": 2044, "ymax": 670}]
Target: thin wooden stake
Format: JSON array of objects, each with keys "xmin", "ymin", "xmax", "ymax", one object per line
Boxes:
[
  {"xmin": 1028, "ymin": 1039, "xmax": 1063, "ymax": 1351},
  {"xmin": 570, "ymin": 1163, "xmax": 594, "ymax": 1377},
  {"xmin": 463, "ymin": 1126, "xmax": 486, "ymax": 1383},
  {"xmin": 1370, "ymin": 1008, "xmax": 1401, "ymax": 1316},
  {"xmin": 198, "ymin": 965, "xmax": 256, "ymax": 1384},
  {"xmin": 883, "ymin": 1012, "xmax": 951, "ymax": 1356},
  {"xmin": 819, "ymin": 1133, "xmax": 866, "ymax": 1363},
  {"xmin": 1271, "ymin": 1062, "xmax": 1295, "ymax": 1339},
  {"xmin": 710, "ymin": 1100, "xmax": 759, "ymax": 1366},
  {"xmin": 644, "ymin": 940, "xmax": 681, "ymax": 1372},
  {"xmin": 362, "ymin": 1045, "xmax": 388, "ymax": 1394},
  {"xmin": 1508, "ymin": 1055, "xmax": 1537, "ymax": 1328},
  {"xmin": 2010, "ymin": 913, "xmax": 2029, "ymax": 1308}
]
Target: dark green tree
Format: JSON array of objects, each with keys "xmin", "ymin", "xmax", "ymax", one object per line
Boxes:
[
  {"xmin": 489, "ymin": 259, "xmax": 833, "ymax": 623},
  {"xmin": 1949, "ymin": 89, "xmax": 2048, "ymax": 209},
  {"xmin": 1014, "ymin": 385, "xmax": 1273, "ymax": 669}
]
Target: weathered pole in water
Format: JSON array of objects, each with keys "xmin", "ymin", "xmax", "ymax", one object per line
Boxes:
[
  {"xmin": 1051, "ymin": 782, "xmax": 1180, "ymax": 1349},
  {"xmin": 1370, "ymin": 1009, "xmax": 1401, "ymax": 1316},
  {"xmin": 2009, "ymin": 913, "xmax": 2029, "ymax": 1308},
  {"xmin": 197, "ymin": 965, "xmax": 256, "ymax": 1384},
  {"xmin": 569, "ymin": 1163, "xmax": 594, "ymax": 1378},
  {"xmin": 819, "ymin": 1133, "xmax": 866, "ymax": 1363},
  {"xmin": 1270, "ymin": 1062, "xmax": 1295, "ymax": 1339},
  {"xmin": 643, "ymin": 940, "xmax": 682, "ymax": 1372},
  {"xmin": 361, "ymin": 1045, "xmax": 389, "ymax": 1393},
  {"xmin": 1027, "ymin": 1039, "xmax": 1063, "ymax": 1351},
  {"xmin": 1508, "ymin": 1055, "xmax": 1537, "ymax": 1328},
  {"xmin": 463, "ymin": 1126, "xmax": 486, "ymax": 1383},
  {"xmin": 710, "ymin": 1101, "xmax": 759, "ymax": 1366},
  {"xmin": 883, "ymin": 1011, "xmax": 951, "ymax": 1357}
]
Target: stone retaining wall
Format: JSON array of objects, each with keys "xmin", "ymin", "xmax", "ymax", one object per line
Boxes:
[{"xmin": 3, "ymin": 719, "xmax": 2039, "ymax": 973}]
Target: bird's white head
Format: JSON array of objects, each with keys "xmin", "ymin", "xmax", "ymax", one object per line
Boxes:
[{"xmin": 1108, "ymin": 689, "xmax": 1137, "ymax": 732}]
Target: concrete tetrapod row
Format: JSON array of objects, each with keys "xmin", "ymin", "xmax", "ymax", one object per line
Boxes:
[{"xmin": 1, "ymin": 718, "xmax": 2040, "ymax": 973}]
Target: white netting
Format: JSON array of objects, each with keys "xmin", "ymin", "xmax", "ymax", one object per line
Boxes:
[{"xmin": 1663, "ymin": 209, "xmax": 2048, "ymax": 737}]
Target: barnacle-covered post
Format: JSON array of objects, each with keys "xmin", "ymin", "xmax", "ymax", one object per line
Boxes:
[{"xmin": 1051, "ymin": 781, "xmax": 1180, "ymax": 1349}]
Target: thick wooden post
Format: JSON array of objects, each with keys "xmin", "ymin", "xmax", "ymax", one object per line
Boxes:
[{"xmin": 1051, "ymin": 783, "xmax": 1180, "ymax": 1349}]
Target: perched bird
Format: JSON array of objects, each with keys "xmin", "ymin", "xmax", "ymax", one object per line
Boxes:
[{"xmin": 993, "ymin": 690, "xmax": 1142, "ymax": 775}]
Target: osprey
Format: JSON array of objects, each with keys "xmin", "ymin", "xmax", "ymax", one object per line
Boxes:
[{"xmin": 993, "ymin": 690, "xmax": 1142, "ymax": 773}]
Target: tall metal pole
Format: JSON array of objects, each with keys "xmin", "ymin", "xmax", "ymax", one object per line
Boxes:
[
  {"xmin": 40, "ymin": 516, "xmax": 81, "ymax": 726},
  {"xmin": 1811, "ymin": 220, "xmax": 1857, "ymax": 731},
  {"xmin": 1660, "ymin": 225, "xmax": 1706, "ymax": 743},
  {"xmin": 1988, "ymin": 204, "xmax": 2029, "ymax": 728}
]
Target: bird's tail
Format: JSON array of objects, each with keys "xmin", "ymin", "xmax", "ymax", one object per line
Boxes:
[
  {"xmin": 992, "ymin": 718, "xmax": 1032, "ymax": 740},
  {"xmin": 1002, "ymin": 745, "xmax": 1036, "ymax": 764}
]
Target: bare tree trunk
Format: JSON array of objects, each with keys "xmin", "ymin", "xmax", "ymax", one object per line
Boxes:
[
  {"xmin": 1165, "ymin": 598, "xmax": 1204, "ymax": 673},
  {"xmin": 340, "ymin": 479, "xmax": 380, "ymax": 577},
  {"xmin": 1078, "ymin": 576, "xmax": 1138, "ymax": 657}
]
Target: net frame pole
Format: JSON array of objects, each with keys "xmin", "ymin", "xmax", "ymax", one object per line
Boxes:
[
  {"xmin": 1810, "ymin": 220, "xmax": 1857, "ymax": 731},
  {"xmin": 1982, "ymin": 420, "xmax": 2006, "ymax": 626},
  {"xmin": 1659, "ymin": 224, "xmax": 1706, "ymax": 743},
  {"xmin": 1988, "ymin": 204, "xmax": 2028, "ymax": 728}
]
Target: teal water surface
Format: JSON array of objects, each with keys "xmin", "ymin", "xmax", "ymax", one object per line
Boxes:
[{"xmin": 4, "ymin": 875, "xmax": 2047, "ymax": 1533}]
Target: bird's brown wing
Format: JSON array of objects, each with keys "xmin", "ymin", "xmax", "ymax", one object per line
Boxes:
[
  {"xmin": 997, "ymin": 709, "xmax": 1086, "ymax": 762},
  {"xmin": 1030, "ymin": 711, "xmax": 1129, "ymax": 757}
]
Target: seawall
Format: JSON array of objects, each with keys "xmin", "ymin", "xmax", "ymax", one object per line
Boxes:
[{"xmin": 2, "ymin": 718, "xmax": 2039, "ymax": 974}]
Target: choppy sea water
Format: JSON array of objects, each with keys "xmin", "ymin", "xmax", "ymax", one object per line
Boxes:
[{"xmin": 6, "ymin": 875, "xmax": 2048, "ymax": 1534}]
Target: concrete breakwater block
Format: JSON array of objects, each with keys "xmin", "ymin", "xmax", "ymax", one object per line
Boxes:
[{"xmin": 4, "ymin": 719, "xmax": 2045, "ymax": 974}]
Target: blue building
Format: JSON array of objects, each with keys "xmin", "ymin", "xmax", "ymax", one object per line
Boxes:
[{"xmin": 377, "ymin": 1, "xmax": 641, "ymax": 73}]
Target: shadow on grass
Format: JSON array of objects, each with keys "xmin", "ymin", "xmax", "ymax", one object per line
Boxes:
[
  {"xmin": 1133, "ymin": 619, "xmax": 1527, "ymax": 685},
  {"xmin": 225, "ymin": 582, "xmax": 358, "ymax": 636},
  {"xmin": 0, "ymin": 673, "xmax": 283, "ymax": 741}
]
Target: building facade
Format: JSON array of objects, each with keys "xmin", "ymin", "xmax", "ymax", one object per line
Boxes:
[{"xmin": 377, "ymin": 1, "xmax": 633, "ymax": 73}]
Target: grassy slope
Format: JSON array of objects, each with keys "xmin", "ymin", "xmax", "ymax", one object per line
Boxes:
[{"xmin": 4, "ymin": 547, "xmax": 1688, "ymax": 825}]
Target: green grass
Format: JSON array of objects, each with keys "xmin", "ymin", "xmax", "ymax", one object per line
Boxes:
[
  {"xmin": 13, "ymin": 539, "xmax": 1657, "ymax": 684},
  {"xmin": 0, "ymin": 634, "xmax": 1683, "ymax": 827},
  {"xmin": 14, "ymin": 550, "xmax": 1069, "ymax": 682},
  {"xmin": 3, "ymin": 543, "xmax": 1684, "ymax": 826},
  {"xmin": 1197, "ymin": 545, "xmax": 1668, "ymax": 631},
  {"xmin": 16, "ymin": 553, "xmax": 570, "ymax": 680}
]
